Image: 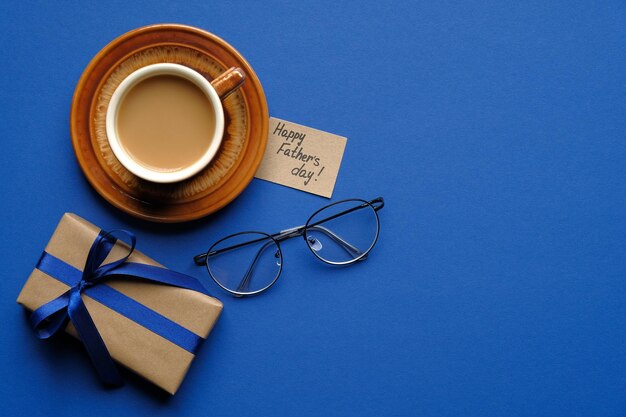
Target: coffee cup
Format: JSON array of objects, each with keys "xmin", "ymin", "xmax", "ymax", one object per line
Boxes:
[{"xmin": 106, "ymin": 63, "xmax": 245, "ymax": 183}]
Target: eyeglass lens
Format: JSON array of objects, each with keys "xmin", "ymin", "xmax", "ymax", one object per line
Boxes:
[
  {"xmin": 206, "ymin": 232, "xmax": 282, "ymax": 295},
  {"xmin": 304, "ymin": 200, "xmax": 379, "ymax": 264}
]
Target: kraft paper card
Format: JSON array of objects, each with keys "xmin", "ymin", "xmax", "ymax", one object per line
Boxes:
[{"xmin": 255, "ymin": 117, "xmax": 347, "ymax": 198}]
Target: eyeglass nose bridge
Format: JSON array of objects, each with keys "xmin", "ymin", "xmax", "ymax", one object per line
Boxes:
[{"xmin": 274, "ymin": 225, "xmax": 306, "ymax": 242}]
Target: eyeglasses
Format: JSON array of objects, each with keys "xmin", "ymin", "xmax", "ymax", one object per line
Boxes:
[{"xmin": 193, "ymin": 197, "xmax": 384, "ymax": 297}]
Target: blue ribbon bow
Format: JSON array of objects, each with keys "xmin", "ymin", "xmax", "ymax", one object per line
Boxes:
[{"xmin": 29, "ymin": 229, "xmax": 210, "ymax": 386}]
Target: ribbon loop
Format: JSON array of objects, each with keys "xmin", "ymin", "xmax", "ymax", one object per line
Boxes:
[
  {"xmin": 83, "ymin": 229, "xmax": 136, "ymax": 283},
  {"xmin": 29, "ymin": 229, "xmax": 209, "ymax": 387},
  {"xmin": 30, "ymin": 290, "xmax": 70, "ymax": 339}
]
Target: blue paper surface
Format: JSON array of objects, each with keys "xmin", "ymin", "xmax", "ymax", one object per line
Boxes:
[{"xmin": 1, "ymin": 1, "xmax": 625, "ymax": 415}]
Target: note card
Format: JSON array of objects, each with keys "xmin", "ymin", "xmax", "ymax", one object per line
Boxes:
[{"xmin": 255, "ymin": 117, "xmax": 347, "ymax": 198}]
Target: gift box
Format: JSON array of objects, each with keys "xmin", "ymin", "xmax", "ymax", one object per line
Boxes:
[{"xmin": 17, "ymin": 213, "xmax": 222, "ymax": 394}]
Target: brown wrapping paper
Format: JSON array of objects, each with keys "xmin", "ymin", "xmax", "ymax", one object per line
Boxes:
[{"xmin": 16, "ymin": 213, "xmax": 223, "ymax": 394}]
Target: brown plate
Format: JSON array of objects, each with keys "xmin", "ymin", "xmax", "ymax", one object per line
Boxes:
[{"xmin": 70, "ymin": 24, "xmax": 269, "ymax": 222}]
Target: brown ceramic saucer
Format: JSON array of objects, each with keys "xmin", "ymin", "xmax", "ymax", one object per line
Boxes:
[{"xmin": 70, "ymin": 24, "xmax": 269, "ymax": 223}]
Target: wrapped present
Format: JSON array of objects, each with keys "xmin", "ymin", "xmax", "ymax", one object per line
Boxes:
[{"xmin": 17, "ymin": 213, "xmax": 222, "ymax": 394}]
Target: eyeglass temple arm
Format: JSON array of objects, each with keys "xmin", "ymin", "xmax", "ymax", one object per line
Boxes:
[
  {"xmin": 193, "ymin": 234, "xmax": 273, "ymax": 265},
  {"xmin": 272, "ymin": 197, "xmax": 384, "ymax": 244},
  {"xmin": 369, "ymin": 196, "xmax": 385, "ymax": 211},
  {"xmin": 235, "ymin": 240, "xmax": 277, "ymax": 294},
  {"xmin": 305, "ymin": 197, "xmax": 385, "ymax": 230},
  {"xmin": 194, "ymin": 253, "xmax": 208, "ymax": 265}
]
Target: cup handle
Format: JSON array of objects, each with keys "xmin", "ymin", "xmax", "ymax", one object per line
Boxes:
[{"xmin": 210, "ymin": 67, "xmax": 246, "ymax": 99}]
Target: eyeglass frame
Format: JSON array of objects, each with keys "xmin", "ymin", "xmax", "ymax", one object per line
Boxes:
[{"xmin": 193, "ymin": 196, "xmax": 385, "ymax": 297}]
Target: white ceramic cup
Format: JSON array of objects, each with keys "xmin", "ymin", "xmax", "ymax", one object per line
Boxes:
[{"xmin": 106, "ymin": 63, "xmax": 244, "ymax": 183}]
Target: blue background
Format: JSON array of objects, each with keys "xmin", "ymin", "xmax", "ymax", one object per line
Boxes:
[{"xmin": 1, "ymin": 1, "xmax": 625, "ymax": 416}]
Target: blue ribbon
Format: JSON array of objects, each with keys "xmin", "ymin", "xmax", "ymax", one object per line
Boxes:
[{"xmin": 29, "ymin": 229, "xmax": 211, "ymax": 386}]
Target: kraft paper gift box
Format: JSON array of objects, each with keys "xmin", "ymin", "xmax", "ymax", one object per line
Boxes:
[{"xmin": 17, "ymin": 213, "xmax": 223, "ymax": 394}]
